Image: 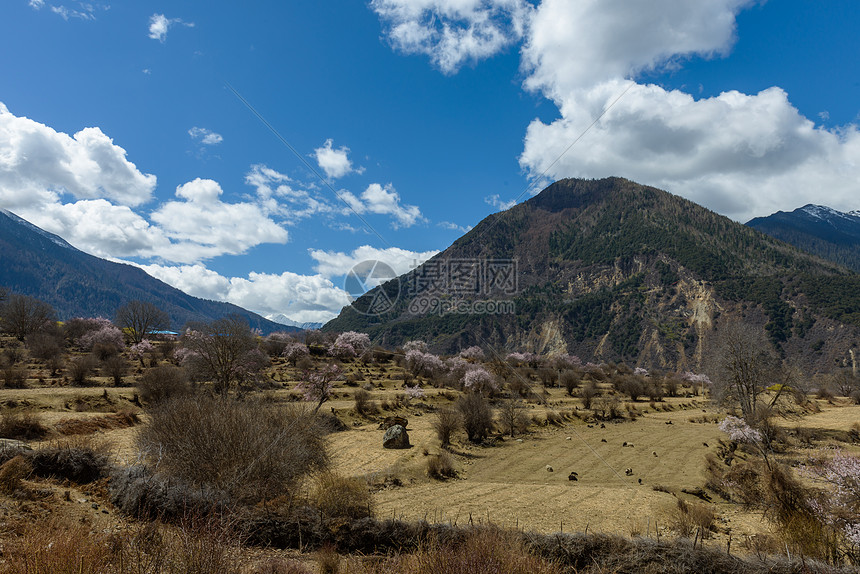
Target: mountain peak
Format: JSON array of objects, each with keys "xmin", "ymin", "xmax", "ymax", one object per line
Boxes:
[{"xmin": 0, "ymin": 209, "xmax": 74, "ymax": 250}]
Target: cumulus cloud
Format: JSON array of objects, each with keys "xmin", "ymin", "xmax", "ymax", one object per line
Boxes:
[
  {"xmin": 188, "ymin": 127, "xmax": 223, "ymax": 145},
  {"xmin": 148, "ymin": 13, "xmax": 194, "ymax": 42},
  {"xmin": 245, "ymin": 164, "xmax": 336, "ymax": 223},
  {"xmin": 484, "ymin": 194, "xmax": 517, "ymax": 212},
  {"xmin": 138, "ymin": 263, "xmax": 353, "ymax": 324},
  {"xmin": 371, "ymin": 0, "xmax": 534, "ymax": 73},
  {"xmin": 515, "ymin": 0, "xmax": 860, "ymax": 221},
  {"xmin": 309, "ymin": 245, "xmax": 439, "ymax": 281},
  {"xmin": 340, "ymin": 183, "xmax": 424, "ymax": 228},
  {"xmin": 150, "ymin": 178, "xmax": 289, "ymax": 263},
  {"xmin": 314, "ymin": 139, "xmax": 362, "ymax": 179},
  {"xmin": 14, "ymin": 199, "xmax": 171, "ymax": 260},
  {"xmin": 374, "ymin": 0, "xmax": 860, "ymax": 221},
  {"xmin": 0, "ymin": 102, "xmax": 156, "ymax": 209}
]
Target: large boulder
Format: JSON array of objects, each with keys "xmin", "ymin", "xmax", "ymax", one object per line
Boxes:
[{"xmin": 382, "ymin": 424, "xmax": 410, "ymax": 449}]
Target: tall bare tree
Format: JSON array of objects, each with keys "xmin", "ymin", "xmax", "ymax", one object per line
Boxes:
[
  {"xmin": 180, "ymin": 315, "xmax": 259, "ymax": 395},
  {"xmin": 709, "ymin": 321, "xmax": 778, "ymax": 421},
  {"xmin": 116, "ymin": 300, "xmax": 170, "ymax": 343},
  {"xmin": 0, "ymin": 293, "xmax": 56, "ymax": 340}
]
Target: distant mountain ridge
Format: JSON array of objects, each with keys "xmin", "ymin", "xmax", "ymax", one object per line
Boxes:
[
  {"xmin": 0, "ymin": 209, "xmax": 298, "ymax": 334},
  {"xmin": 265, "ymin": 313, "xmax": 322, "ymax": 331},
  {"xmin": 747, "ymin": 204, "xmax": 860, "ymax": 272},
  {"xmin": 325, "ymin": 177, "xmax": 860, "ymax": 373}
]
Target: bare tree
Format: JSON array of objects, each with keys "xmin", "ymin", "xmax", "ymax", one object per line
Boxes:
[
  {"xmin": 116, "ymin": 300, "xmax": 170, "ymax": 344},
  {"xmin": 708, "ymin": 321, "xmax": 778, "ymax": 421},
  {"xmin": 498, "ymin": 397, "xmax": 529, "ymax": 437},
  {"xmin": 0, "ymin": 293, "xmax": 56, "ymax": 340},
  {"xmin": 179, "ymin": 315, "xmax": 259, "ymax": 395},
  {"xmin": 457, "ymin": 392, "xmax": 494, "ymax": 443}
]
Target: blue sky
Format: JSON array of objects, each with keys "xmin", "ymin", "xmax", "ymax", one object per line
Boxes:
[{"xmin": 1, "ymin": 0, "xmax": 859, "ymax": 323}]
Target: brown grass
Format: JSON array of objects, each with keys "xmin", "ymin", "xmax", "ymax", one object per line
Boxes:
[{"xmin": 54, "ymin": 410, "xmax": 140, "ymax": 435}]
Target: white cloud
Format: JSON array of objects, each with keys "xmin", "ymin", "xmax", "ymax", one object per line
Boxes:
[
  {"xmin": 188, "ymin": 127, "xmax": 223, "ymax": 145},
  {"xmin": 14, "ymin": 199, "xmax": 171, "ymax": 260},
  {"xmin": 314, "ymin": 139, "xmax": 362, "ymax": 179},
  {"xmin": 341, "ymin": 183, "xmax": 424, "ymax": 228},
  {"xmin": 521, "ymin": 0, "xmax": 754, "ymax": 100},
  {"xmin": 0, "ymin": 102, "xmax": 156, "ymax": 209},
  {"xmin": 484, "ymin": 194, "xmax": 517, "ymax": 211},
  {"xmin": 29, "ymin": 0, "xmax": 45, "ymax": 8},
  {"xmin": 138, "ymin": 263, "xmax": 352, "ymax": 324},
  {"xmin": 245, "ymin": 164, "xmax": 336, "ymax": 223},
  {"xmin": 148, "ymin": 13, "xmax": 194, "ymax": 42},
  {"xmin": 374, "ymin": 1, "xmax": 860, "ymax": 222},
  {"xmin": 438, "ymin": 221, "xmax": 473, "ymax": 233},
  {"xmin": 309, "ymin": 245, "xmax": 439, "ymax": 280},
  {"xmin": 150, "ymin": 178, "xmax": 289, "ymax": 263},
  {"xmin": 371, "ymin": 0, "xmax": 534, "ymax": 73}
]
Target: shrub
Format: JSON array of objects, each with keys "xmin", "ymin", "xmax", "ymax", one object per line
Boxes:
[
  {"xmin": 560, "ymin": 370, "xmax": 580, "ymax": 395},
  {"xmin": 354, "ymin": 388, "xmax": 379, "ymax": 416},
  {"xmin": 137, "ymin": 364, "xmax": 190, "ymax": 404},
  {"xmin": 102, "ymin": 354, "xmax": 128, "ymax": 386},
  {"xmin": 426, "ymin": 451, "xmax": 457, "ymax": 480},
  {"xmin": 1, "ymin": 366, "xmax": 28, "ymax": 389},
  {"xmin": 0, "ymin": 455, "xmax": 33, "ymax": 494},
  {"xmin": 433, "ymin": 408, "xmax": 461, "ymax": 446},
  {"xmin": 457, "ymin": 392, "xmax": 493, "ymax": 443},
  {"xmin": 0, "ymin": 410, "xmax": 49, "ymax": 441},
  {"xmin": 27, "ymin": 444, "xmax": 109, "ymax": 484},
  {"xmin": 25, "ymin": 332, "xmax": 64, "ymax": 362},
  {"xmin": 68, "ymin": 355, "xmax": 98, "ymax": 386},
  {"xmin": 312, "ymin": 472, "xmax": 374, "ymax": 522},
  {"xmin": 462, "ymin": 367, "xmax": 498, "ymax": 395},
  {"xmin": 580, "ymin": 381, "xmax": 599, "ymax": 409},
  {"xmin": 138, "ymin": 396, "xmax": 330, "ymax": 503},
  {"xmin": 671, "ymin": 498, "xmax": 716, "ymax": 538},
  {"xmin": 498, "ymin": 398, "xmax": 530, "ymax": 437}
]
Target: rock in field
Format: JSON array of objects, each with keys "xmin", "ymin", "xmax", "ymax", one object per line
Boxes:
[{"xmin": 382, "ymin": 424, "xmax": 410, "ymax": 449}]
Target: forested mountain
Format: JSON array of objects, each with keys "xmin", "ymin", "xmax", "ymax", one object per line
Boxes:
[
  {"xmin": 325, "ymin": 178, "xmax": 860, "ymax": 372},
  {"xmin": 0, "ymin": 209, "xmax": 296, "ymax": 334},
  {"xmin": 747, "ymin": 205, "xmax": 860, "ymax": 272}
]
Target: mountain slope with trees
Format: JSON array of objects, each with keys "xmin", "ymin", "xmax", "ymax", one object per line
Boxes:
[
  {"xmin": 747, "ymin": 204, "xmax": 860, "ymax": 272},
  {"xmin": 0, "ymin": 209, "xmax": 295, "ymax": 334},
  {"xmin": 325, "ymin": 178, "xmax": 860, "ymax": 372}
]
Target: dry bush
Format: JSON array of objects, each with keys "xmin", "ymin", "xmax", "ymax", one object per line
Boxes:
[
  {"xmin": 101, "ymin": 354, "xmax": 128, "ymax": 386},
  {"xmin": 0, "ymin": 514, "xmax": 243, "ymax": 574},
  {"xmin": 591, "ymin": 395, "xmax": 621, "ymax": 420},
  {"xmin": 250, "ymin": 558, "xmax": 313, "ymax": 574},
  {"xmin": 68, "ymin": 355, "xmax": 98, "ymax": 386},
  {"xmin": 560, "ymin": 370, "xmax": 580, "ymax": 395},
  {"xmin": 426, "ymin": 451, "xmax": 457, "ymax": 480},
  {"xmin": 353, "ymin": 388, "xmax": 379, "ymax": 416},
  {"xmin": 1, "ymin": 366, "xmax": 28, "ymax": 389},
  {"xmin": 316, "ymin": 544, "xmax": 341, "ymax": 574},
  {"xmin": 457, "ymin": 392, "xmax": 494, "ymax": 443},
  {"xmin": 545, "ymin": 410, "xmax": 564, "ymax": 426},
  {"xmin": 433, "ymin": 408, "xmax": 461, "ymax": 446},
  {"xmin": 27, "ymin": 443, "xmax": 109, "ymax": 484},
  {"xmin": 670, "ymin": 498, "xmax": 716, "ymax": 539},
  {"xmin": 580, "ymin": 381, "xmax": 599, "ymax": 409},
  {"xmin": 0, "ymin": 409, "xmax": 49, "ymax": 441},
  {"xmin": 0, "ymin": 454, "xmax": 32, "ymax": 494},
  {"xmin": 312, "ymin": 472, "xmax": 374, "ymax": 523},
  {"xmin": 137, "ymin": 364, "xmax": 191, "ymax": 405},
  {"xmin": 345, "ymin": 527, "xmax": 562, "ymax": 574},
  {"xmin": 498, "ymin": 398, "xmax": 530, "ymax": 437},
  {"xmin": 138, "ymin": 395, "xmax": 330, "ymax": 503}
]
